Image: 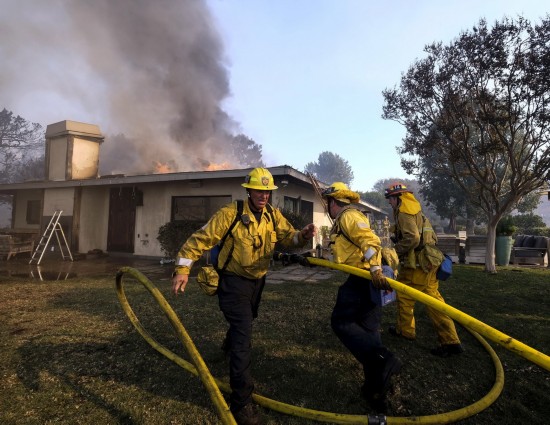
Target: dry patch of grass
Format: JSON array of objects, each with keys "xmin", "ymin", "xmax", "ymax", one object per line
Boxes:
[{"xmin": 0, "ymin": 265, "xmax": 549, "ymax": 424}]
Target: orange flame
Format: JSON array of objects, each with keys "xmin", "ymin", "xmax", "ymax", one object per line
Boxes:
[
  {"xmin": 205, "ymin": 161, "xmax": 232, "ymax": 171},
  {"xmin": 153, "ymin": 161, "xmax": 173, "ymax": 174}
]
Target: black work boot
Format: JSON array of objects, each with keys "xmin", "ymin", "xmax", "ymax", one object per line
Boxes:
[
  {"xmin": 361, "ymin": 383, "xmax": 388, "ymax": 413},
  {"xmin": 431, "ymin": 343, "xmax": 464, "ymax": 357},
  {"xmin": 362, "ymin": 350, "xmax": 402, "ymax": 413},
  {"xmin": 231, "ymin": 403, "xmax": 263, "ymax": 425}
]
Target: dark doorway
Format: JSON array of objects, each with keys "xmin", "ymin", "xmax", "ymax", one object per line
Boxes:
[{"xmin": 107, "ymin": 187, "xmax": 136, "ymax": 253}]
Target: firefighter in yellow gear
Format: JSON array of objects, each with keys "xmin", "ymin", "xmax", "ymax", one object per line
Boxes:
[
  {"xmin": 172, "ymin": 167, "xmax": 316, "ymax": 425},
  {"xmin": 322, "ymin": 182, "xmax": 401, "ymax": 413},
  {"xmin": 385, "ymin": 182, "xmax": 463, "ymax": 357}
]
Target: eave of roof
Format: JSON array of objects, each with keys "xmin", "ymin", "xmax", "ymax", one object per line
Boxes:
[{"xmin": 0, "ymin": 165, "xmax": 310, "ymax": 191}]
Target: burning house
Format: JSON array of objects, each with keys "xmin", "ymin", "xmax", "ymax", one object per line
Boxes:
[{"xmin": 0, "ymin": 120, "xmax": 362, "ymax": 259}]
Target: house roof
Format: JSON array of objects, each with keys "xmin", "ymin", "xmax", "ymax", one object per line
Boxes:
[
  {"xmin": 0, "ymin": 164, "xmax": 387, "ymax": 215},
  {"xmin": 0, "ymin": 165, "xmax": 306, "ymax": 190}
]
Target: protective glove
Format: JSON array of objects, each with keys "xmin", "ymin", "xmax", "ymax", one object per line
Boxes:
[{"xmin": 371, "ymin": 268, "xmax": 392, "ymax": 291}]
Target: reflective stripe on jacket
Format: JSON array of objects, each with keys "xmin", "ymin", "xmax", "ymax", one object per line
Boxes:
[
  {"xmin": 329, "ymin": 207, "xmax": 382, "ymax": 270},
  {"xmin": 176, "ymin": 200, "xmax": 306, "ymax": 280}
]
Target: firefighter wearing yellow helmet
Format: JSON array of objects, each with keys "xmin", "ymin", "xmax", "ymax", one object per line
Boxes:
[
  {"xmin": 322, "ymin": 182, "xmax": 401, "ymax": 411},
  {"xmin": 241, "ymin": 166, "xmax": 278, "ymax": 190},
  {"xmin": 385, "ymin": 182, "xmax": 463, "ymax": 357},
  {"xmin": 172, "ymin": 167, "xmax": 316, "ymax": 424}
]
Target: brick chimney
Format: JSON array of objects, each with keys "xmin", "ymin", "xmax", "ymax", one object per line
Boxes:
[{"xmin": 44, "ymin": 120, "xmax": 104, "ymax": 181}]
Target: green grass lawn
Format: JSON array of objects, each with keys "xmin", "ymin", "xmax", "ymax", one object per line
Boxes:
[{"xmin": 0, "ymin": 264, "xmax": 549, "ymax": 424}]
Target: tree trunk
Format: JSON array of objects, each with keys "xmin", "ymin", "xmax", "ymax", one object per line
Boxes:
[
  {"xmin": 446, "ymin": 213, "xmax": 457, "ymax": 234},
  {"xmin": 485, "ymin": 222, "xmax": 497, "ymax": 273},
  {"xmin": 466, "ymin": 218, "xmax": 475, "ymax": 235}
]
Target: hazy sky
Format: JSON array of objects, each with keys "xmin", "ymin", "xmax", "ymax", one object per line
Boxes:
[
  {"xmin": 207, "ymin": 0, "xmax": 549, "ymax": 190},
  {"xmin": 2, "ymin": 0, "xmax": 548, "ymax": 190}
]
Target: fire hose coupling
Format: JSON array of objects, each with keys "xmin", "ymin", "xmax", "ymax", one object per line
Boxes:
[
  {"xmin": 367, "ymin": 414, "xmax": 387, "ymax": 425},
  {"xmin": 273, "ymin": 251, "xmax": 315, "ymax": 267}
]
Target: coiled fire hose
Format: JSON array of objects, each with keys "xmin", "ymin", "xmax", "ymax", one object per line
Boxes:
[{"xmin": 115, "ymin": 259, "xmax": 548, "ymax": 424}]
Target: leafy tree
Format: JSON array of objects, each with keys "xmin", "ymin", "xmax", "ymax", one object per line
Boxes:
[
  {"xmin": 357, "ymin": 191, "xmax": 388, "ymax": 212},
  {"xmin": 415, "ymin": 154, "xmax": 486, "ymax": 234},
  {"xmin": 514, "ymin": 192, "xmax": 542, "ymax": 214},
  {"xmin": 230, "ymin": 134, "xmax": 265, "ymax": 168},
  {"xmin": 382, "ymin": 16, "xmax": 550, "ymax": 273},
  {"xmin": 11, "ymin": 155, "xmax": 45, "ymax": 182},
  {"xmin": 511, "ymin": 213, "xmax": 547, "ymax": 233},
  {"xmin": 0, "ymin": 108, "xmax": 44, "ymax": 183},
  {"xmin": 304, "ymin": 151, "xmax": 354, "ymax": 186}
]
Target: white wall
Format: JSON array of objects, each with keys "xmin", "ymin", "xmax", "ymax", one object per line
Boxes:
[
  {"xmin": 132, "ymin": 177, "xmax": 326, "ymax": 257},
  {"xmin": 12, "ymin": 190, "xmax": 42, "ymax": 230},
  {"xmin": 43, "ymin": 188, "xmax": 74, "ymax": 216}
]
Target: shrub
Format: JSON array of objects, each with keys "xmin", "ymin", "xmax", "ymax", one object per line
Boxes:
[
  {"xmin": 276, "ymin": 207, "xmax": 312, "ymax": 252},
  {"xmin": 496, "ymin": 216, "xmax": 517, "ymax": 236},
  {"xmin": 157, "ymin": 220, "xmax": 205, "ymax": 258}
]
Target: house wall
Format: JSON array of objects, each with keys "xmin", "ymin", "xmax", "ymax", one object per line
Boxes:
[
  {"xmin": 12, "ymin": 190, "xmax": 42, "ymax": 230},
  {"xmin": 3, "ymin": 172, "xmax": 331, "ymax": 258},
  {"xmin": 133, "ymin": 177, "xmax": 245, "ymax": 257},
  {"xmin": 131, "ymin": 177, "xmax": 325, "ymax": 257},
  {"xmin": 43, "ymin": 188, "xmax": 75, "ymax": 215}
]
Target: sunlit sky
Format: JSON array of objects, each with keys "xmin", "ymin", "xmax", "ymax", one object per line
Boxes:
[{"xmin": 207, "ymin": 0, "xmax": 549, "ymax": 191}]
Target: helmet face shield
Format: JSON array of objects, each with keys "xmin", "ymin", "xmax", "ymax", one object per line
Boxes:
[{"xmin": 321, "ymin": 185, "xmax": 338, "ymax": 197}]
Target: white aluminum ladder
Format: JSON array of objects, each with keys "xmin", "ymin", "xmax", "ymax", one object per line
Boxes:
[{"xmin": 29, "ymin": 210, "xmax": 74, "ymax": 265}]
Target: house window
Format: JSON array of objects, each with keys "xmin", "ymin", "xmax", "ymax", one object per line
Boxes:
[
  {"xmin": 26, "ymin": 200, "xmax": 41, "ymax": 224},
  {"xmin": 283, "ymin": 196, "xmax": 313, "ymax": 221},
  {"xmin": 172, "ymin": 196, "xmax": 231, "ymax": 221},
  {"xmin": 284, "ymin": 196, "xmax": 299, "ymax": 213},
  {"xmin": 284, "ymin": 196, "xmax": 313, "ymax": 215}
]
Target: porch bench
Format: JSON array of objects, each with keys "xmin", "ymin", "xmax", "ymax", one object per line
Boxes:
[
  {"xmin": 0, "ymin": 234, "xmax": 35, "ymax": 260},
  {"xmin": 510, "ymin": 235, "xmax": 549, "ymax": 266},
  {"xmin": 436, "ymin": 234, "xmax": 461, "ymax": 263}
]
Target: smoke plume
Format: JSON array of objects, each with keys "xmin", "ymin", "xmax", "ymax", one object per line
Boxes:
[{"xmin": 0, "ymin": 0, "xmax": 239, "ymax": 174}]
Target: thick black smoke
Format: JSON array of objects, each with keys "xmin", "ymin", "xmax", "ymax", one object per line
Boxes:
[{"xmin": 0, "ymin": 0, "xmax": 239, "ymax": 174}]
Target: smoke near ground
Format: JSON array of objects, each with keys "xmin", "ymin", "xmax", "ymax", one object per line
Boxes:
[{"xmin": 0, "ymin": 0, "xmax": 240, "ymax": 174}]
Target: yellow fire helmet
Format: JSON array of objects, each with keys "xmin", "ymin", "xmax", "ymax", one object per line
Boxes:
[
  {"xmin": 321, "ymin": 182, "xmax": 360, "ymax": 204},
  {"xmin": 242, "ymin": 167, "xmax": 278, "ymax": 191},
  {"xmin": 384, "ymin": 182, "xmax": 413, "ymax": 198}
]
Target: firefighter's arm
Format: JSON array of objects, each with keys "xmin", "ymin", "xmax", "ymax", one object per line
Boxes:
[
  {"xmin": 342, "ymin": 211, "xmax": 382, "ymax": 267},
  {"xmin": 172, "ymin": 205, "xmax": 233, "ymax": 294},
  {"xmin": 346, "ymin": 216, "xmax": 391, "ymax": 290}
]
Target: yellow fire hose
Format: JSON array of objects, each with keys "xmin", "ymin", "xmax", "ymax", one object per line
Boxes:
[
  {"xmin": 115, "ymin": 268, "xmax": 237, "ymax": 425},
  {"xmin": 115, "ymin": 261, "xmax": 546, "ymax": 424},
  {"xmin": 307, "ymin": 258, "xmax": 550, "ymax": 372}
]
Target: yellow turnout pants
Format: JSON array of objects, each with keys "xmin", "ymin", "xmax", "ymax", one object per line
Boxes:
[{"xmin": 396, "ymin": 267, "xmax": 461, "ymax": 345}]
